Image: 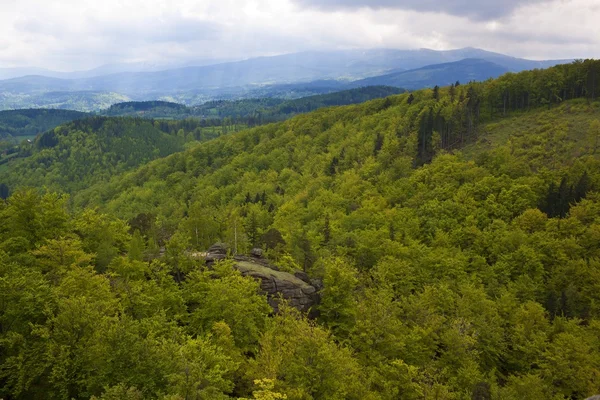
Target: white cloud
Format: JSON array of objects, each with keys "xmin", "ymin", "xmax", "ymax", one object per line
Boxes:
[{"xmin": 0, "ymin": 0, "xmax": 598, "ymax": 71}]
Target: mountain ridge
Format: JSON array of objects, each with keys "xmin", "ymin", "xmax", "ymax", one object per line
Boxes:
[{"xmin": 352, "ymin": 58, "xmax": 510, "ymax": 89}]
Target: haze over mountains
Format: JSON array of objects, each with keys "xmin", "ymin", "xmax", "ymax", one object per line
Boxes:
[
  {"xmin": 0, "ymin": 47, "xmax": 572, "ymax": 111},
  {"xmin": 352, "ymin": 58, "xmax": 511, "ymax": 90}
]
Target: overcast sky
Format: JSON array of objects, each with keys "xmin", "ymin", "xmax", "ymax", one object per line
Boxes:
[{"xmin": 1, "ymin": 0, "xmax": 599, "ymax": 71}]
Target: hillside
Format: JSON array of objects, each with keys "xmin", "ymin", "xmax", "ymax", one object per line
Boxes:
[
  {"xmin": 0, "ymin": 109, "xmax": 88, "ymax": 139},
  {"xmin": 0, "ymin": 116, "xmax": 243, "ymax": 192},
  {"xmin": 1, "ymin": 60, "xmax": 600, "ymax": 400},
  {"xmin": 98, "ymin": 86, "xmax": 404, "ymax": 121},
  {"xmin": 353, "ymin": 58, "xmax": 509, "ymax": 89},
  {"xmin": 192, "ymin": 86, "xmax": 404, "ymax": 121},
  {"xmin": 102, "ymin": 101, "xmax": 190, "ymax": 118}
]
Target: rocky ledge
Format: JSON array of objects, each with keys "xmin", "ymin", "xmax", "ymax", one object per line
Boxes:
[{"xmin": 204, "ymin": 244, "xmax": 321, "ymax": 316}]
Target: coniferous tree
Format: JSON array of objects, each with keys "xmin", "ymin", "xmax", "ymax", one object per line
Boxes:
[
  {"xmin": 449, "ymin": 84, "xmax": 456, "ymax": 102},
  {"xmin": 374, "ymin": 132, "xmax": 384, "ymax": 156},
  {"xmin": 0, "ymin": 183, "xmax": 8, "ymax": 201},
  {"xmin": 574, "ymin": 172, "xmax": 590, "ymax": 202},
  {"xmin": 433, "ymin": 85, "xmax": 440, "ymax": 101},
  {"xmin": 322, "ymin": 214, "xmax": 331, "ymax": 246},
  {"xmin": 245, "ymin": 211, "xmax": 260, "ymax": 248}
]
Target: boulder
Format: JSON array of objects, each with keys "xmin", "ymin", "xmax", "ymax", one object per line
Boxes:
[
  {"xmin": 205, "ymin": 243, "xmax": 228, "ymax": 263},
  {"xmin": 250, "ymin": 248, "xmax": 263, "ymax": 258}
]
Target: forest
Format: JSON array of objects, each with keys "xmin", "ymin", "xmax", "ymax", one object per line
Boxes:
[
  {"xmin": 100, "ymin": 86, "xmax": 404, "ymax": 122},
  {"xmin": 0, "ymin": 109, "xmax": 87, "ymax": 138},
  {"xmin": 1, "ymin": 59, "xmax": 600, "ymax": 399}
]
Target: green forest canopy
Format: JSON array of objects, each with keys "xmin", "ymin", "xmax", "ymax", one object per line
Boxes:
[
  {"xmin": 0, "ymin": 108, "xmax": 88, "ymax": 138},
  {"xmin": 100, "ymin": 86, "xmax": 404, "ymax": 122},
  {"xmin": 1, "ymin": 59, "xmax": 600, "ymax": 399}
]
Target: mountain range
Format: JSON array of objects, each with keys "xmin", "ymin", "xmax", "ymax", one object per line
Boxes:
[
  {"xmin": 352, "ymin": 58, "xmax": 510, "ymax": 89},
  {"xmin": 0, "ymin": 47, "xmax": 572, "ymax": 110}
]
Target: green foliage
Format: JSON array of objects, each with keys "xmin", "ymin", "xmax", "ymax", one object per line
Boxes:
[
  {"xmin": 0, "ymin": 116, "xmax": 226, "ymax": 193},
  {"xmin": 249, "ymin": 306, "xmax": 369, "ymax": 400},
  {"xmin": 0, "ymin": 108, "xmax": 88, "ymax": 138},
  {"xmin": 183, "ymin": 261, "xmax": 271, "ymax": 353}
]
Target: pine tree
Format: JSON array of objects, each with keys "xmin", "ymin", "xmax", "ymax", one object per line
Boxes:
[
  {"xmin": 0, "ymin": 183, "xmax": 9, "ymax": 201},
  {"xmin": 245, "ymin": 212, "xmax": 260, "ymax": 248},
  {"xmin": 322, "ymin": 214, "xmax": 331, "ymax": 246},
  {"xmin": 574, "ymin": 172, "xmax": 590, "ymax": 202},
  {"xmin": 374, "ymin": 133, "xmax": 384, "ymax": 156}
]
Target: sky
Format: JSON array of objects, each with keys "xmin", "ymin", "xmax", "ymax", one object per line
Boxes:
[{"xmin": 0, "ymin": 0, "xmax": 599, "ymax": 71}]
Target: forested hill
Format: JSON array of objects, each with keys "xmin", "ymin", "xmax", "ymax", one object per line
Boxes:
[
  {"xmin": 102, "ymin": 100, "xmax": 188, "ymax": 118},
  {"xmin": 2, "ymin": 60, "xmax": 600, "ymax": 399},
  {"xmin": 0, "ymin": 116, "xmax": 242, "ymax": 193},
  {"xmin": 192, "ymin": 85, "xmax": 404, "ymax": 121},
  {"xmin": 0, "ymin": 108, "xmax": 88, "ymax": 138},
  {"xmin": 98, "ymin": 86, "xmax": 404, "ymax": 121}
]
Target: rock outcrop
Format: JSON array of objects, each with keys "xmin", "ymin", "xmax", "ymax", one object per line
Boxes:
[
  {"xmin": 204, "ymin": 243, "xmax": 228, "ymax": 262},
  {"xmin": 204, "ymin": 244, "xmax": 320, "ymax": 316}
]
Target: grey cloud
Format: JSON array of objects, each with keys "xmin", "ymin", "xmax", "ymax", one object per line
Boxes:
[
  {"xmin": 15, "ymin": 15, "xmax": 222, "ymax": 44},
  {"xmin": 292, "ymin": 0, "xmax": 554, "ymax": 20}
]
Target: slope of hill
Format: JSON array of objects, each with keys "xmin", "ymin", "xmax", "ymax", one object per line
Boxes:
[
  {"xmin": 191, "ymin": 85, "xmax": 405, "ymax": 121},
  {"xmin": 0, "ymin": 116, "xmax": 241, "ymax": 192},
  {"xmin": 102, "ymin": 101, "xmax": 190, "ymax": 118},
  {"xmin": 0, "ymin": 109, "xmax": 88, "ymax": 139},
  {"xmin": 1, "ymin": 60, "xmax": 600, "ymax": 400},
  {"xmin": 353, "ymin": 58, "xmax": 509, "ymax": 89},
  {"xmin": 98, "ymin": 86, "xmax": 404, "ymax": 121}
]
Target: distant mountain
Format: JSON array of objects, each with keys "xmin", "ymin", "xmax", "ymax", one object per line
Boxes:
[
  {"xmin": 0, "ymin": 58, "xmax": 234, "ymax": 81},
  {"xmin": 0, "ymin": 48, "xmax": 574, "ymax": 111},
  {"xmin": 353, "ymin": 58, "xmax": 510, "ymax": 89},
  {"xmin": 0, "ymin": 48, "xmax": 571, "ymax": 94}
]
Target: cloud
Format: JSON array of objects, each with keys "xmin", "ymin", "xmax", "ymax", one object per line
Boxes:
[
  {"xmin": 291, "ymin": 0, "xmax": 554, "ymax": 21},
  {"xmin": 0, "ymin": 0, "xmax": 598, "ymax": 71},
  {"xmin": 15, "ymin": 14, "xmax": 222, "ymax": 44}
]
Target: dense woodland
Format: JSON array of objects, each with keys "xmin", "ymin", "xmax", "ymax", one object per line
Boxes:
[
  {"xmin": 0, "ymin": 117, "xmax": 246, "ymax": 192},
  {"xmin": 192, "ymin": 86, "xmax": 405, "ymax": 123},
  {"xmin": 100, "ymin": 86, "xmax": 404, "ymax": 123},
  {"xmin": 0, "ymin": 109, "xmax": 88, "ymax": 139},
  {"xmin": 2, "ymin": 60, "xmax": 600, "ymax": 399}
]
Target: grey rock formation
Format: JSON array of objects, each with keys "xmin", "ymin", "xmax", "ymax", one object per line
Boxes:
[
  {"xmin": 235, "ymin": 260, "xmax": 320, "ymax": 317},
  {"xmin": 203, "ymin": 244, "xmax": 320, "ymax": 316},
  {"xmin": 205, "ymin": 243, "xmax": 228, "ymax": 263}
]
